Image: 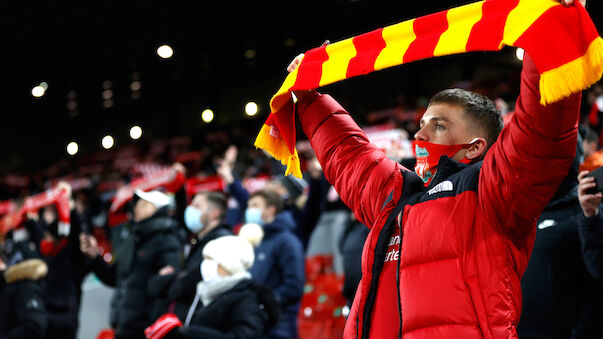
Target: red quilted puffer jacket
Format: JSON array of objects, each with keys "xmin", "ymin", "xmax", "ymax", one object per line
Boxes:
[{"xmin": 297, "ymin": 53, "xmax": 580, "ymax": 339}]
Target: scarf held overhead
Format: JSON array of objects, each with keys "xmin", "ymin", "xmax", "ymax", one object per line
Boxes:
[{"xmin": 254, "ymin": 0, "xmax": 603, "ymax": 178}]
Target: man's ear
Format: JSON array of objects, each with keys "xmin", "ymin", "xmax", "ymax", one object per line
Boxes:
[{"xmin": 465, "ymin": 137, "xmax": 488, "ymax": 161}]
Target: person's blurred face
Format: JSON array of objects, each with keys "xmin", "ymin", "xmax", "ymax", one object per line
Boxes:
[
  {"xmin": 190, "ymin": 193, "xmax": 218, "ymax": 227},
  {"xmin": 583, "ymin": 140, "xmax": 598, "ymax": 159},
  {"xmin": 42, "ymin": 207, "xmax": 57, "ymax": 224},
  {"xmin": 414, "ymin": 104, "xmax": 477, "ymax": 161},
  {"xmin": 133, "ymin": 199, "xmax": 157, "ymax": 222},
  {"xmin": 247, "ymin": 195, "xmax": 275, "ymax": 223}
]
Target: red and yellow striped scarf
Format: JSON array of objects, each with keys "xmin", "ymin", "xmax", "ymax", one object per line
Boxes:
[{"xmin": 254, "ymin": 0, "xmax": 603, "ymax": 178}]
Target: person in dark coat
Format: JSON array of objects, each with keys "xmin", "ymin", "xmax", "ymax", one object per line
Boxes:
[
  {"xmin": 24, "ymin": 204, "xmax": 92, "ymax": 339},
  {"xmin": 80, "ymin": 189, "xmax": 183, "ymax": 339},
  {"xmin": 144, "ymin": 224, "xmax": 279, "ymax": 339},
  {"xmin": 246, "ymin": 189, "xmax": 305, "ymax": 339},
  {"xmin": 338, "ymin": 212, "xmax": 369, "ymax": 306},
  {"xmin": 0, "ymin": 242, "xmax": 48, "ymax": 339},
  {"xmin": 148, "ymin": 190, "xmax": 232, "ymax": 320},
  {"xmin": 518, "ymin": 139, "xmax": 603, "ymax": 338}
]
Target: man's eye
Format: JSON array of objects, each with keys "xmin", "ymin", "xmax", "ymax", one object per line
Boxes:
[{"xmin": 435, "ymin": 124, "xmax": 445, "ymax": 131}]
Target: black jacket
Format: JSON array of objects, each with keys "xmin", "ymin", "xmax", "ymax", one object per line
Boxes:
[
  {"xmin": 91, "ymin": 207, "xmax": 183, "ymax": 338},
  {"xmin": 148, "ymin": 223, "xmax": 233, "ymax": 320},
  {"xmin": 167, "ymin": 279, "xmax": 279, "ymax": 339},
  {"xmin": 518, "ymin": 144, "xmax": 603, "ymax": 339},
  {"xmin": 25, "ymin": 210, "xmax": 92, "ymax": 339},
  {"xmin": 0, "ymin": 259, "xmax": 48, "ymax": 339}
]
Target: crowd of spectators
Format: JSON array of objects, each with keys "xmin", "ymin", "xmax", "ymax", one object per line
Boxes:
[{"xmin": 1, "ymin": 70, "xmax": 603, "ymax": 339}]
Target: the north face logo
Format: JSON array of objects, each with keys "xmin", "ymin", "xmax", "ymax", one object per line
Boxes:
[{"xmin": 428, "ymin": 180, "xmax": 454, "ymax": 195}]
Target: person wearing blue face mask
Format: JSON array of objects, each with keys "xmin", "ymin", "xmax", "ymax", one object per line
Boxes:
[
  {"xmin": 147, "ymin": 191, "xmax": 232, "ymax": 323},
  {"xmin": 245, "ymin": 189, "xmax": 305, "ymax": 339}
]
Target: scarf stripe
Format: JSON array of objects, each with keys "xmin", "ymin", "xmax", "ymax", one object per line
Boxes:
[
  {"xmin": 403, "ymin": 11, "xmax": 450, "ymax": 63},
  {"xmin": 466, "ymin": 0, "xmax": 519, "ymax": 50},
  {"xmin": 256, "ymin": 0, "xmax": 603, "ymax": 178}
]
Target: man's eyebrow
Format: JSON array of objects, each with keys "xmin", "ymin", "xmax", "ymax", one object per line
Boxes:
[{"xmin": 421, "ymin": 116, "xmax": 450, "ymax": 124}]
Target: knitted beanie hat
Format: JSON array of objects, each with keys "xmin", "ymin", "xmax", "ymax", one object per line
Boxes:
[{"xmin": 202, "ymin": 223, "xmax": 264, "ymax": 275}]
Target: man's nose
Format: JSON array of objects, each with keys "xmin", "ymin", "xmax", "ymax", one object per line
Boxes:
[{"xmin": 414, "ymin": 127, "xmax": 428, "ymax": 141}]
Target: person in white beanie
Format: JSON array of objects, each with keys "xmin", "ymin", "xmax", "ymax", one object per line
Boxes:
[{"xmin": 144, "ymin": 224, "xmax": 280, "ymax": 339}]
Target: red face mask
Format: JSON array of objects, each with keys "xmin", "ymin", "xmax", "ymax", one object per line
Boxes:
[{"xmin": 414, "ymin": 139, "xmax": 477, "ymax": 186}]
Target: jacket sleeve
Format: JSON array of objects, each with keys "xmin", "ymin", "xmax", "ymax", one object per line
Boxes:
[
  {"xmin": 90, "ymin": 255, "xmax": 117, "ymax": 287},
  {"xmin": 2, "ymin": 284, "xmax": 47, "ymax": 339},
  {"xmin": 577, "ymin": 208, "xmax": 603, "ymax": 281},
  {"xmin": 298, "ymin": 92, "xmax": 405, "ymax": 228},
  {"xmin": 272, "ymin": 235, "xmax": 305, "ymax": 306},
  {"xmin": 478, "ymin": 52, "xmax": 581, "ymax": 242}
]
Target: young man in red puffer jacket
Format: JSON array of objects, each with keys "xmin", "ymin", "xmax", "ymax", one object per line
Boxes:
[{"xmin": 287, "ymin": 4, "xmax": 583, "ymax": 339}]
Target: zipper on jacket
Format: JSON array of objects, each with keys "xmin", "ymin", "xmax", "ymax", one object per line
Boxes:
[{"xmin": 396, "ymin": 218, "xmax": 403, "ymax": 339}]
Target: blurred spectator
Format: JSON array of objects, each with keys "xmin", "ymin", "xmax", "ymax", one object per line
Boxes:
[
  {"xmin": 0, "ymin": 240, "xmax": 48, "ymax": 339},
  {"xmin": 580, "ymin": 126, "xmax": 603, "ymax": 172},
  {"xmin": 246, "ymin": 189, "xmax": 305, "ymax": 339},
  {"xmin": 151, "ymin": 190, "xmax": 232, "ymax": 321},
  {"xmin": 518, "ymin": 139, "xmax": 603, "ymax": 338},
  {"xmin": 144, "ymin": 224, "xmax": 279, "ymax": 339},
  {"xmin": 80, "ymin": 189, "xmax": 183, "ymax": 339},
  {"xmin": 577, "ymin": 169, "xmax": 603, "ymax": 281},
  {"xmin": 338, "ymin": 212, "xmax": 368, "ymax": 306}
]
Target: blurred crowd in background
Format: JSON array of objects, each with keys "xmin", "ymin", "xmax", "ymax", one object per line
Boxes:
[{"xmin": 1, "ymin": 67, "xmax": 603, "ymax": 339}]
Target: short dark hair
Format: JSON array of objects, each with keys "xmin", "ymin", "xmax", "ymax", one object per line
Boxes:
[
  {"xmin": 429, "ymin": 88, "xmax": 503, "ymax": 152},
  {"xmin": 584, "ymin": 127, "xmax": 599, "ymax": 145},
  {"xmin": 250, "ymin": 189, "xmax": 284, "ymax": 214},
  {"xmin": 198, "ymin": 191, "xmax": 228, "ymax": 220}
]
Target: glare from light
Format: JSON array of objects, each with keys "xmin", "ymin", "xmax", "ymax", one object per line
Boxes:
[
  {"xmin": 66, "ymin": 142, "xmax": 78, "ymax": 156},
  {"xmin": 515, "ymin": 48, "xmax": 524, "ymax": 61},
  {"xmin": 244, "ymin": 49, "xmax": 256, "ymax": 59},
  {"xmin": 201, "ymin": 109, "xmax": 214, "ymax": 123},
  {"xmin": 245, "ymin": 102, "xmax": 259, "ymax": 116},
  {"xmin": 130, "ymin": 125, "xmax": 143, "ymax": 140},
  {"xmin": 102, "ymin": 89, "xmax": 113, "ymax": 99},
  {"xmin": 130, "ymin": 81, "xmax": 141, "ymax": 91},
  {"xmin": 102, "ymin": 135, "xmax": 114, "ymax": 149},
  {"xmin": 31, "ymin": 85, "xmax": 45, "ymax": 98},
  {"xmin": 157, "ymin": 45, "xmax": 174, "ymax": 59},
  {"xmin": 39, "ymin": 82, "xmax": 49, "ymax": 90}
]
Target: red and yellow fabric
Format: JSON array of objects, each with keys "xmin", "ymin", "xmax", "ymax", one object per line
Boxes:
[{"xmin": 255, "ymin": 0, "xmax": 603, "ymax": 178}]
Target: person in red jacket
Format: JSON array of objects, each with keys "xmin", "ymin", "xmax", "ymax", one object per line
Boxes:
[{"xmin": 286, "ymin": 1, "xmax": 584, "ymax": 338}]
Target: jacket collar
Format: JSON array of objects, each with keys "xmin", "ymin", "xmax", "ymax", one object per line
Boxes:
[{"xmin": 426, "ymin": 156, "xmax": 472, "ymax": 190}]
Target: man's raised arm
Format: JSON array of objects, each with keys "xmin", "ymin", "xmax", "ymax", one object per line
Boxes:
[
  {"xmin": 294, "ymin": 83, "xmax": 406, "ymax": 228},
  {"xmin": 478, "ymin": 50, "xmax": 581, "ymax": 242}
]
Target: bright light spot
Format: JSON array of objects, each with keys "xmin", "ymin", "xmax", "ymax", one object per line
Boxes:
[
  {"xmin": 515, "ymin": 48, "xmax": 524, "ymax": 61},
  {"xmin": 304, "ymin": 307, "xmax": 312, "ymax": 318},
  {"xmin": 130, "ymin": 125, "xmax": 143, "ymax": 140},
  {"xmin": 102, "ymin": 135, "xmax": 114, "ymax": 149},
  {"xmin": 245, "ymin": 102, "xmax": 258, "ymax": 116},
  {"xmin": 130, "ymin": 81, "xmax": 142, "ymax": 91},
  {"xmin": 157, "ymin": 45, "xmax": 174, "ymax": 59},
  {"xmin": 31, "ymin": 85, "xmax": 45, "ymax": 98},
  {"xmin": 39, "ymin": 82, "xmax": 48, "ymax": 90},
  {"xmin": 201, "ymin": 109, "xmax": 214, "ymax": 123},
  {"xmin": 342, "ymin": 305, "xmax": 350, "ymax": 317},
  {"xmin": 244, "ymin": 49, "xmax": 256, "ymax": 59},
  {"xmin": 102, "ymin": 89, "xmax": 113, "ymax": 99},
  {"xmin": 66, "ymin": 142, "xmax": 78, "ymax": 156}
]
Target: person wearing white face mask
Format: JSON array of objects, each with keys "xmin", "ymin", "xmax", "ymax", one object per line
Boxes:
[
  {"xmin": 147, "ymin": 191, "xmax": 232, "ymax": 322},
  {"xmin": 144, "ymin": 224, "xmax": 280, "ymax": 339}
]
